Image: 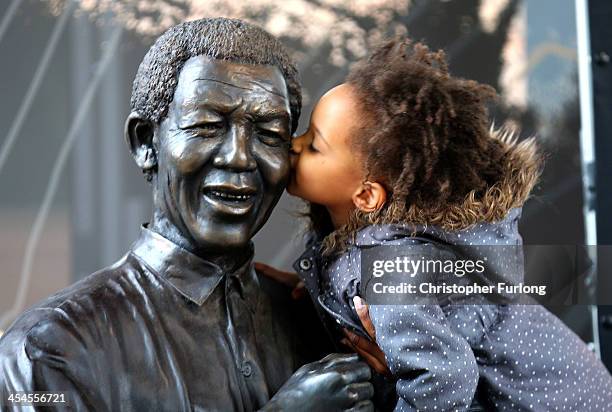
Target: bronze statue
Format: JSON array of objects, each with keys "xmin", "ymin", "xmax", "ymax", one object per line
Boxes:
[{"xmin": 0, "ymin": 18, "xmax": 374, "ymax": 411}]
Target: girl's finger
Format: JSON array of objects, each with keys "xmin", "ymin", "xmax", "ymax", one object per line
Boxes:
[
  {"xmin": 291, "ymin": 281, "xmax": 306, "ymax": 300},
  {"xmin": 342, "ymin": 329, "xmax": 380, "ymax": 356},
  {"xmin": 340, "ymin": 338, "xmax": 389, "ymax": 376},
  {"xmin": 342, "ymin": 330, "xmax": 390, "ymax": 375},
  {"xmin": 353, "ymin": 296, "xmax": 376, "ymax": 340}
]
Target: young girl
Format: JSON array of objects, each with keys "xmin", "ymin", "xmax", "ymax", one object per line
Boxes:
[{"xmin": 261, "ymin": 38, "xmax": 612, "ymax": 411}]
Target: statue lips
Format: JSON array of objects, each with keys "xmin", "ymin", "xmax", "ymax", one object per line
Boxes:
[{"xmin": 202, "ymin": 183, "xmax": 258, "ymax": 216}]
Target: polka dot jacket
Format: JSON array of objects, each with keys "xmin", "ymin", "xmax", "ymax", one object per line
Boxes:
[{"xmin": 293, "ymin": 207, "xmax": 612, "ymax": 411}]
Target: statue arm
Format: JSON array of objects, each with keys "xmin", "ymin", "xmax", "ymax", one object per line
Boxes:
[{"xmin": 0, "ymin": 313, "xmax": 109, "ymax": 412}]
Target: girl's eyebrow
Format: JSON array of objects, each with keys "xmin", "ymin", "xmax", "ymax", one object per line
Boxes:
[{"xmin": 312, "ymin": 124, "xmax": 331, "ymax": 148}]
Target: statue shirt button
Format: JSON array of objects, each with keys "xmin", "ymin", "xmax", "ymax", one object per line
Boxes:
[
  {"xmin": 242, "ymin": 361, "xmax": 253, "ymax": 377},
  {"xmin": 299, "ymin": 258, "xmax": 312, "ymax": 271}
]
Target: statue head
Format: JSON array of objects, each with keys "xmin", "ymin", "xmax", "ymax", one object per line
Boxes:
[{"xmin": 125, "ymin": 18, "xmax": 301, "ymax": 256}]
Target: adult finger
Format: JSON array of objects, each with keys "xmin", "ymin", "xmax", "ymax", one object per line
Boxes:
[
  {"xmin": 321, "ymin": 353, "xmax": 359, "ymax": 368},
  {"xmin": 347, "ymin": 382, "xmax": 374, "ymax": 403},
  {"xmin": 338, "ymin": 360, "xmax": 371, "ymax": 383},
  {"xmin": 353, "ymin": 296, "xmax": 376, "ymax": 340},
  {"xmin": 345, "ymin": 401, "xmax": 374, "ymax": 412}
]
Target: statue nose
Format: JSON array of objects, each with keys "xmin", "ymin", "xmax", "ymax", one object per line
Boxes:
[{"xmin": 213, "ymin": 126, "xmax": 257, "ymax": 171}]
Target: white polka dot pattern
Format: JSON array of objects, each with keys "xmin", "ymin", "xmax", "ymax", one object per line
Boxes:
[{"xmin": 294, "ymin": 207, "xmax": 612, "ymax": 411}]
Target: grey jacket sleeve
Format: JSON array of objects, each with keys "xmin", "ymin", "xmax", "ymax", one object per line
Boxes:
[{"xmin": 368, "ymin": 304, "xmax": 479, "ymax": 411}]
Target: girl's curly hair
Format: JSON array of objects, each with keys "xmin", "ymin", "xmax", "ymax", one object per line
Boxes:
[{"xmin": 306, "ymin": 37, "xmax": 541, "ymax": 255}]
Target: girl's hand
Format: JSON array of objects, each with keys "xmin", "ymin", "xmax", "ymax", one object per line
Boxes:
[
  {"xmin": 341, "ymin": 296, "xmax": 392, "ymax": 377},
  {"xmin": 254, "ymin": 262, "xmax": 306, "ymax": 300}
]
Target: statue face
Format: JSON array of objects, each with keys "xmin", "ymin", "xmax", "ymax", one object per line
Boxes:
[{"xmin": 152, "ymin": 56, "xmax": 292, "ymax": 252}]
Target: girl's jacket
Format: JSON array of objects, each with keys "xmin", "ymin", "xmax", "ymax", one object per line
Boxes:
[{"xmin": 294, "ymin": 131, "xmax": 612, "ymax": 411}]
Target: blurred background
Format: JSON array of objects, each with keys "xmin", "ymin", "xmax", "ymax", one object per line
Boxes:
[{"xmin": 0, "ymin": 0, "xmax": 609, "ymax": 367}]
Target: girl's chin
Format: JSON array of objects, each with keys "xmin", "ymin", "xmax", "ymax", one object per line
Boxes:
[
  {"xmin": 286, "ymin": 178, "xmax": 299, "ymax": 196},
  {"xmin": 286, "ymin": 182, "xmax": 309, "ymax": 202},
  {"xmin": 286, "ymin": 185, "xmax": 301, "ymax": 198}
]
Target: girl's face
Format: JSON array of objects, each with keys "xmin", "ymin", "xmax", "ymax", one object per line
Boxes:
[{"xmin": 287, "ymin": 84, "xmax": 365, "ymax": 223}]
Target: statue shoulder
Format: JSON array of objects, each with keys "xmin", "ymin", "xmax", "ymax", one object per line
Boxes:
[{"xmin": 0, "ymin": 253, "xmax": 145, "ymax": 356}]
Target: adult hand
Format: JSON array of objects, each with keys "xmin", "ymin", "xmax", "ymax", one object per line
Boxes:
[
  {"xmin": 341, "ymin": 296, "xmax": 391, "ymax": 377},
  {"xmin": 260, "ymin": 353, "xmax": 374, "ymax": 412},
  {"xmin": 254, "ymin": 262, "xmax": 306, "ymax": 300}
]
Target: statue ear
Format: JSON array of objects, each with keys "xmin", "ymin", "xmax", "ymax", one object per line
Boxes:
[{"xmin": 125, "ymin": 112, "xmax": 157, "ymax": 172}]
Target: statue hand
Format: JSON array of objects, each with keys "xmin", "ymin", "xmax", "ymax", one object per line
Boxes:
[
  {"xmin": 260, "ymin": 353, "xmax": 374, "ymax": 412},
  {"xmin": 254, "ymin": 262, "xmax": 306, "ymax": 300},
  {"xmin": 341, "ymin": 296, "xmax": 392, "ymax": 377}
]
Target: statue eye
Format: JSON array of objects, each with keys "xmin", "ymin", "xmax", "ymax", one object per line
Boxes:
[
  {"xmin": 257, "ymin": 128, "xmax": 287, "ymax": 147},
  {"xmin": 197, "ymin": 122, "xmax": 224, "ymax": 131},
  {"xmin": 182, "ymin": 121, "xmax": 225, "ymax": 137}
]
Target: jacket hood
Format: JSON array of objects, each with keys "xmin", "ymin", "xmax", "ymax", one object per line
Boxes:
[
  {"xmin": 354, "ymin": 206, "xmax": 525, "ymax": 286},
  {"xmin": 350, "ymin": 127, "xmax": 540, "ymax": 285},
  {"xmin": 317, "ymin": 126, "xmax": 542, "ymax": 257},
  {"xmin": 399, "ymin": 126, "xmax": 542, "ymax": 231}
]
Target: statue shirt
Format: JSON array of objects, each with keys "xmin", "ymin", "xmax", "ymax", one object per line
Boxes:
[{"xmin": 0, "ymin": 226, "xmax": 327, "ymax": 411}]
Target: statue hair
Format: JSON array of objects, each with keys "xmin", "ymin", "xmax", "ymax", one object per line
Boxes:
[{"xmin": 130, "ymin": 17, "xmax": 301, "ymax": 132}]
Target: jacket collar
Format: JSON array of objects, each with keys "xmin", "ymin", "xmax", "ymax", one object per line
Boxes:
[
  {"xmin": 351, "ymin": 206, "xmax": 523, "ymax": 247},
  {"xmin": 130, "ymin": 225, "xmax": 258, "ymax": 308}
]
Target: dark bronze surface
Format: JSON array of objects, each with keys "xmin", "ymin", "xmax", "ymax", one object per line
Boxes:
[
  {"xmin": 0, "ymin": 18, "xmax": 374, "ymax": 412},
  {"xmin": 126, "ymin": 56, "xmax": 293, "ymax": 267}
]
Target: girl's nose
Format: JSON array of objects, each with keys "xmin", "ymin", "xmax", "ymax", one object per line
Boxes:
[{"xmin": 290, "ymin": 133, "xmax": 305, "ymax": 155}]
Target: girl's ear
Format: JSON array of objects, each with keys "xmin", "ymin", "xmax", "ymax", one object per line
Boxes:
[{"xmin": 352, "ymin": 181, "xmax": 387, "ymax": 213}]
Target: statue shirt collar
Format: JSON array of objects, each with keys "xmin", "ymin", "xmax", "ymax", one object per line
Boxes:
[{"xmin": 130, "ymin": 224, "xmax": 258, "ymax": 308}]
